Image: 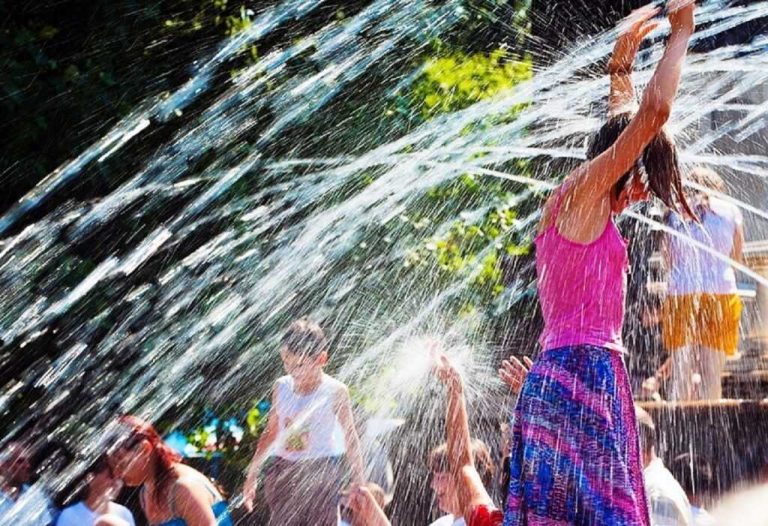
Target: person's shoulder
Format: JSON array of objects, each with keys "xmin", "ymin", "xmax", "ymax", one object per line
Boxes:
[
  {"xmin": 55, "ymin": 502, "xmax": 86, "ymax": 524},
  {"xmin": 323, "ymin": 373, "xmax": 349, "ymax": 393},
  {"xmin": 111, "ymin": 502, "xmax": 135, "ymax": 524},
  {"xmin": 709, "ymin": 198, "xmax": 741, "ymax": 221}
]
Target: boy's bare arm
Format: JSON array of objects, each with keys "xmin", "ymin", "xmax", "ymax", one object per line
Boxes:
[
  {"xmin": 243, "ymin": 386, "xmax": 280, "ymax": 511},
  {"xmin": 335, "ymin": 385, "xmax": 365, "ymax": 484}
]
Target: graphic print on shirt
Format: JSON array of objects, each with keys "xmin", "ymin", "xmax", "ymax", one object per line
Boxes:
[{"xmin": 283, "ymin": 416, "xmax": 310, "ymax": 452}]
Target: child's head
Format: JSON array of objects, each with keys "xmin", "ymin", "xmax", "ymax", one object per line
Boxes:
[
  {"xmin": 429, "ymin": 439, "xmax": 495, "ymax": 517},
  {"xmin": 588, "ymin": 113, "xmax": 693, "ymax": 217},
  {"xmin": 280, "ymin": 317, "xmax": 330, "ymax": 382},
  {"xmin": 670, "ymin": 453, "xmax": 716, "ymax": 506}
]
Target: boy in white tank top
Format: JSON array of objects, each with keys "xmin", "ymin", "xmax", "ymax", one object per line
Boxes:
[{"xmin": 242, "ymin": 317, "xmax": 365, "ymax": 526}]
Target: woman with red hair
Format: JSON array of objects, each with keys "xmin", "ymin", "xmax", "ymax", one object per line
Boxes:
[{"xmin": 107, "ymin": 416, "xmax": 232, "ymax": 526}]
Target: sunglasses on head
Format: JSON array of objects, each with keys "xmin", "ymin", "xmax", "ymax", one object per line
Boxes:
[{"xmin": 109, "ymin": 433, "xmax": 147, "ymax": 455}]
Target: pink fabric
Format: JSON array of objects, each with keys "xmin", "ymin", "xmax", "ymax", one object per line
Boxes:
[{"xmin": 534, "ymin": 184, "xmax": 628, "ymax": 352}]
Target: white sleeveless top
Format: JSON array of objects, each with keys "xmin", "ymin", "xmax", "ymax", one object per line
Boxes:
[
  {"xmin": 274, "ymin": 373, "xmax": 346, "ymax": 461},
  {"xmin": 667, "ymin": 197, "xmax": 742, "ymax": 296}
]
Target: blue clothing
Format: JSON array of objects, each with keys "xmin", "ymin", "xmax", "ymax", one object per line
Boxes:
[
  {"xmin": 504, "ymin": 345, "xmax": 650, "ymax": 526},
  {"xmin": 156, "ymin": 501, "xmax": 232, "ymax": 526},
  {"xmin": 141, "ymin": 476, "xmax": 232, "ymax": 526}
]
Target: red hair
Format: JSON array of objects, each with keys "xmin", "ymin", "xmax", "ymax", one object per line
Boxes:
[{"xmin": 118, "ymin": 415, "xmax": 182, "ymax": 504}]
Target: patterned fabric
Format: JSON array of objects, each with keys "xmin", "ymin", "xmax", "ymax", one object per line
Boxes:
[{"xmin": 504, "ymin": 345, "xmax": 649, "ymax": 526}]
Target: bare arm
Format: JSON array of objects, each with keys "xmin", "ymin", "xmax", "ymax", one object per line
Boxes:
[
  {"xmin": 243, "ymin": 387, "xmax": 280, "ymax": 511},
  {"xmin": 434, "ymin": 355, "xmax": 493, "ymax": 523},
  {"xmin": 334, "ymin": 386, "xmax": 365, "ymax": 484},
  {"xmin": 569, "ymin": 3, "xmax": 695, "ymax": 204},
  {"xmin": 173, "ymin": 480, "xmax": 218, "ymax": 526},
  {"xmin": 731, "ymin": 223, "xmax": 745, "ymax": 265},
  {"xmin": 608, "ymin": 6, "xmax": 660, "ymax": 116}
]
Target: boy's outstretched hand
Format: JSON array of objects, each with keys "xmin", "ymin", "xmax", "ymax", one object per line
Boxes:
[{"xmin": 499, "ymin": 356, "xmax": 532, "ymax": 394}]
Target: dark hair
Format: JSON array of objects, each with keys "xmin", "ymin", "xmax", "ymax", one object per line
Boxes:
[
  {"xmin": 634, "ymin": 406, "xmax": 656, "ymax": 454},
  {"xmin": 429, "ymin": 439, "xmax": 496, "ymax": 488},
  {"xmin": 670, "ymin": 453, "xmax": 716, "ymax": 496},
  {"xmin": 281, "ymin": 317, "xmax": 329, "ymax": 357},
  {"xmin": 587, "ymin": 113, "xmax": 694, "ymax": 217}
]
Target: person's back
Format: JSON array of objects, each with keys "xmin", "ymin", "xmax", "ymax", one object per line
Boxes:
[
  {"xmin": 535, "ymin": 182, "xmax": 629, "ymax": 352},
  {"xmin": 644, "ymin": 457, "xmax": 694, "ymax": 526},
  {"xmin": 667, "ymin": 196, "xmax": 741, "ymax": 296}
]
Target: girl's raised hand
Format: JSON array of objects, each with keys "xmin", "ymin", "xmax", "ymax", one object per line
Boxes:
[
  {"xmin": 667, "ymin": 0, "xmax": 696, "ymax": 33},
  {"xmin": 499, "ymin": 356, "xmax": 533, "ymax": 393},
  {"xmin": 610, "ymin": 5, "xmax": 661, "ymax": 74}
]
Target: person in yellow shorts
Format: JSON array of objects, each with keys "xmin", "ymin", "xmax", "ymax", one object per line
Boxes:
[{"xmin": 655, "ymin": 167, "xmax": 745, "ymax": 400}]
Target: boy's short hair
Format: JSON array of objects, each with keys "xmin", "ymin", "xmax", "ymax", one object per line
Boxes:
[
  {"xmin": 670, "ymin": 453, "xmax": 716, "ymax": 496},
  {"xmin": 429, "ymin": 439, "xmax": 495, "ymax": 488},
  {"xmin": 281, "ymin": 317, "xmax": 329, "ymax": 357},
  {"xmin": 635, "ymin": 406, "xmax": 656, "ymax": 454}
]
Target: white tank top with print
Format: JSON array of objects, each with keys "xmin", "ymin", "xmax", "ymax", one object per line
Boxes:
[{"xmin": 274, "ymin": 373, "xmax": 346, "ymax": 461}]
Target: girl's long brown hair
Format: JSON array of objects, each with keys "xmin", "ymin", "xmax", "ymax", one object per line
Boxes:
[{"xmin": 586, "ymin": 113, "xmax": 695, "ymax": 218}]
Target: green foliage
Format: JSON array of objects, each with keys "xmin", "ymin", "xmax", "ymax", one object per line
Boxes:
[
  {"xmin": 412, "ymin": 48, "xmax": 533, "ymax": 118},
  {"xmin": 396, "ymin": 47, "xmax": 534, "ymax": 312}
]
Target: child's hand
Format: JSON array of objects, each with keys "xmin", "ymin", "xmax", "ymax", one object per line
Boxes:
[
  {"xmin": 667, "ymin": 0, "xmax": 696, "ymax": 33},
  {"xmin": 345, "ymin": 485, "xmax": 390, "ymax": 526},
  {"xmin": 432, "ymin": 352, "xmax": 462, "ymax": 391},
  {"xmin": 610, "ymin": 5, "xmax": 660, "ymax": 74},
  {"xmin": 498, "ymin": 356, "xmax": 532, "ymax": 394}
]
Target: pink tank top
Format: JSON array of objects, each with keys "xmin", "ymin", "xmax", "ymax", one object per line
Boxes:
[{"xmin": 534, "ymin": 184, "xmax": 629, "ymax": 352}]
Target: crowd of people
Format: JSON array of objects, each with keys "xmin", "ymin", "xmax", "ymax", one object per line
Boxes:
[{"xmin": 0, "ymin": 1, "xmax": 763, "ymax": 525}]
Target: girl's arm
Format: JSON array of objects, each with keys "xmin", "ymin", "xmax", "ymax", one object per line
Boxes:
[
  {"xmin": 608, "ymin": 6, "xmax": 659, "ymax": 117},
  {"xmin": 243, "ymin": 386, "xmax": 280, "ymax": 512},
  {"xmin": 569, "ymin": 2, "xmax": 695, "ymax": 204},
  {"xmin": 335, "ymin": 386, "xmax": 365, "ymax": 484}
]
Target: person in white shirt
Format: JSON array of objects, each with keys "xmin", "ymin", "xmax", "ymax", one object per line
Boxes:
[
  {"xmin": 0, "ymin": 442, "xmax": 56, "ymax": 526},
  {"xmin": 669, "ymin": 453, "xmax": 716, "ymax": 526},
  {"xmin": 657, "ymin": 166, "xmax": 745, "ymax": 400},
  {"xmin": 636, "ymin": 406, "xmax": 693, "ymax": 526},
  {"xmin": 427, "ymin": 439, "xmax": 495, "ymax": 526},
  {"xmin": 56, "ymin": 455, "xmax": 134, "ymax": 526}
]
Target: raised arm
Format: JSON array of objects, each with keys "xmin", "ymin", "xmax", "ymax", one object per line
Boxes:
[
  {"xmin": 434, "ymin": 354, "xmax": 494, "ymax": 523},
  {"xmin": 571, "ymin": 1, "xmax": 695, "ymax": 202},
  {"xmin": 608, "ymin": 6, "xmax": 660, "ymax": 117}
]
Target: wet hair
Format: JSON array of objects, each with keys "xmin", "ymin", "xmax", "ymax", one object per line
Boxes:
[
  {"xmin": 429, "ymin": 439, "xmax": 496, "ymax": 488},
  {"xmin": 634, "ymin": 406, "xmax": 656, "ymax": 454},
  {"xmin": 587, "ymin": 113, "xmax": 694, "ymax": 218},
  {"xmin": 281, "ymin": 317, "xmax": 329, "ymax": 357},
  {"xmin": 117, "ymin": 415, "xmax": 181, "ymax": 505},
  {"xmin": 689, "ymin": 166, "xmax": 725, "ymax": 193},
  {"xmin": 63, "ymin": 454, "xmax": 114, "ymax": 506},
  {"xmin": 670, "ymin": 453, "xmax": 716, "ymax": 497}
]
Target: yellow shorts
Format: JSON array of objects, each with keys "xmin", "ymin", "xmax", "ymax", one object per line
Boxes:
[{"xmin": 661, "ymin": 293, "xmax": 742, "ymax": 356}]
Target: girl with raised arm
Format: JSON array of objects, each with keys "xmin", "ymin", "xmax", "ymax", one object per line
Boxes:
[{"xmin": 505, "ymin": 3, "xmax": 695, "ymax": 525}]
